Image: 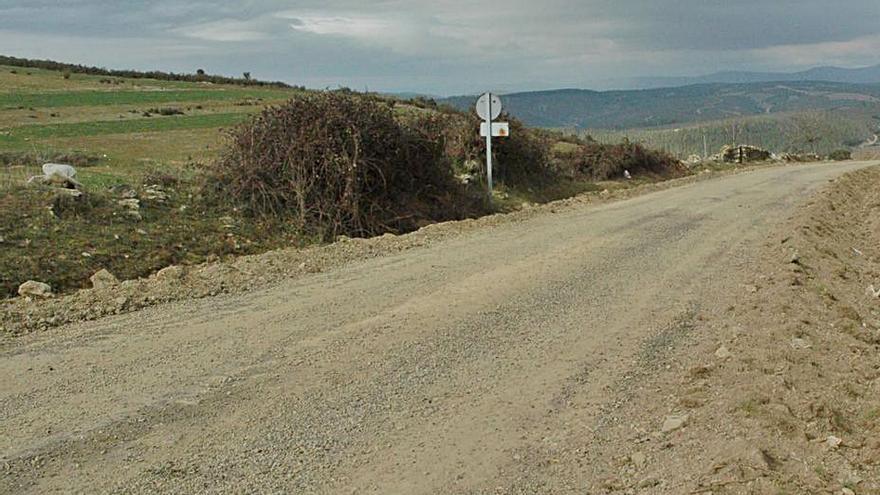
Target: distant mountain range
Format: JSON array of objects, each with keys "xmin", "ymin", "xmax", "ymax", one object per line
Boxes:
[
  {"xmin": 630, "ymin": 64, "xmax": 880, "ymax": 89},
  {"xmin": 441, "ymin": 81, "xmax": 880, "ymax": 130}
]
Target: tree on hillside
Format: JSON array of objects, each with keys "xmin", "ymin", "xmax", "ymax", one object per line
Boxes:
[
  {"xmin": 727, "ymin": 120, "xmax": 740, "ymax": 146},
  {"xmin": 792, "ymin": 111, "xmax": 825, "ymax": 153}
]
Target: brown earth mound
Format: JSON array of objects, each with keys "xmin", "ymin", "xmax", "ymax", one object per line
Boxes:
[{"xmin": 574, "ymin": 166, "xmax": 880, "ymax": 494}]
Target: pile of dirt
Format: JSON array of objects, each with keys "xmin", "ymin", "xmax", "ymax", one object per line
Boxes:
[{"xmin": 573, "ymin": 166, "xmax": 880, "ymax": 493}]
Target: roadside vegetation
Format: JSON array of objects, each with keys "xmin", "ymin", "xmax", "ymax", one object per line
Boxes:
[{"xmin": 0, "ymin": 59, "xmax": 731, "ymax": 299}]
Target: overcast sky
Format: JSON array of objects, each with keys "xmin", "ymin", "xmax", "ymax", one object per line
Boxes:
[{"xmin": 1, "ymin": 0, "xmax": 879, "ymax": 95}]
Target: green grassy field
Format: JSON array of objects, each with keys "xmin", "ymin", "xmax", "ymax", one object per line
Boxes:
[
  {"xmin": 0, "ymin": 88, "xmax": 285, "ymax": 109},
  {"xmin": 0, "ymin": 65, "xmax": 308, "ymax": 298},
  {"xmin": 0, "ymin": 65, "xmax": 295, "ymax": 179},
  {"xmin": 0, "ymin": 113, "xmax": 251, "ymax": 144}
]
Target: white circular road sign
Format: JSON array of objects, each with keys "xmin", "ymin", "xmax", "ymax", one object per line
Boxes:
[{"xmin": 476, "ymin": 93, "xmax": 502, "ymax": 121}]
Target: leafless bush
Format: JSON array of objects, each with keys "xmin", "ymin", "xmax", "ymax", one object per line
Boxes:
[{"xmin": 205, "ymin": 93, "xmax": 480, "ymax": 239}]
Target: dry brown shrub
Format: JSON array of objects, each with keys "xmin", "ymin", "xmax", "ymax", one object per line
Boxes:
[
  {"xmin": 573, "ymin": 138, "xmax": 686, "ymax": 180},
  {"xmin": 205, "ymin": 93, "xmax": 482, "ymax": 240}
]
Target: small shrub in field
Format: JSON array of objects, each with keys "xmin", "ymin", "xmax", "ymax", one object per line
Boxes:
[
  {"xmin": 829, "ymin": 149, "xmax": 852, "ymax": 161},
  {"xmin": 145, "ymin": 107, "xmax": 185, "ymax": 116},
  {"xmin": 205, "ymin": 93, "xmax": 481, "ymax": 239}
]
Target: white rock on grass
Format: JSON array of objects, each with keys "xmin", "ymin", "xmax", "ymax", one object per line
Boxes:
[
  {"xmin": 118, "ymin": 198, "xmax": 140, "ymax": 210},
  {"xmin": 43, "ymin": 163, "xmax": 77, "ymax": 179},
  {"xmin": 826, "ymin": 435, "xmax": 843, "ymax": 450},
  {"xmin": 118, "ymin": 198, "xmax": 142, "ymax": 221},
  {"xmin": 18, "ymin": 280, "xmax": 53, "ymax": 299},
  {"xmin": 58, "ymin": 188, "xmax": 84, "ymax": 198},
  {"xmin": 28, "ymin": 163, "xmax": 84, "ymax": 189},
  {"xmin": 825, "ymin": 435, "xmax": 843, "ymax": 450},
  {"xmin": 90, "ymin": 269, "xmax": 119, "ymax": 289},
  {"xmin": 143, "ymin": 186, "xmax": 168, "ymax": 202}
]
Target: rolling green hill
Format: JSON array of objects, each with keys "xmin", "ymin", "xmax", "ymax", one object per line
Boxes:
[{"xmin": 631, "ymin": 64, "xmax": 880, "ymax": 89}]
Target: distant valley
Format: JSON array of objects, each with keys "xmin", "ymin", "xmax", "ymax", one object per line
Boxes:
[
  {"xmin": 630, "ymin": 64, "xmax": 880, "ymax": 89},
  {"xmin": 441, "ymin": 81, "xmax": 880, "ymax": 130}
]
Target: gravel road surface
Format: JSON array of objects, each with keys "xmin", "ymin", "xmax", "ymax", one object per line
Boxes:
[{"xmin": 1, "ymin": 161, "xmax": 876, "ymax": 494}]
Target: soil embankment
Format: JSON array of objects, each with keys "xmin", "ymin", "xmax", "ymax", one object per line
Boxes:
[{"xmin": 577, "ymin": 164, "xmax": 880, "ymax": 493}]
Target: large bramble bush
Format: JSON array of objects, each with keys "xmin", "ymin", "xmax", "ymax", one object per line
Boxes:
[
  {"xmin": 205, "ymin": 93, "xmax": 481, "ymax": 239},
  {"xmin": 572, "ymin": 138, "xmax": 685, "ymax": 180}
]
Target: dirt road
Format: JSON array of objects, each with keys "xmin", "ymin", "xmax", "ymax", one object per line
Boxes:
[{"xmin": 2, "ymin": 161, "xmax": 876, "ymax": 494}]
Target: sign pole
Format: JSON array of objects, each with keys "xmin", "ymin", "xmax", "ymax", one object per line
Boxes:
[
  {"xmin": 485, "ymin": 93, "xmax": 493, "ymax": 196},
  {"xmin": 476, "ymin": 92, "xmax": 506, "ymax": 199}
]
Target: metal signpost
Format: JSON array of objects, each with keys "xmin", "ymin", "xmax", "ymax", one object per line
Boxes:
[{"xmin": 476, "ymin": 92, "xmax": 508, "ymax": 196}]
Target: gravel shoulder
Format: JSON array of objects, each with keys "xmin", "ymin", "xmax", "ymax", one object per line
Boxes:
[{"xmin": 1, "ymin": 160, "xmax": 877, "ymax": 494}]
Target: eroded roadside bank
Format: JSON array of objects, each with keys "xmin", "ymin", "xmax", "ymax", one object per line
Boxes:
[{"xmin": 566, "ymin": 165, "xmax": 880, "ymax": 494}]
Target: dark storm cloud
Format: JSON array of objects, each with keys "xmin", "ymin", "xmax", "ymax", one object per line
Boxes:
[
  {"xmin": 590, "ymin": 0, "xmax": 880, "ymax": 50},
  {"xmin": 0, "ymin": 0, "xmax": 878, "ymax": 94}
]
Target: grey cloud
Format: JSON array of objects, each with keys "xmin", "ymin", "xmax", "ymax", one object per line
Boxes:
[{"xmin": 0, "ymin": 0, "xmax": 878, "ymax": 94}]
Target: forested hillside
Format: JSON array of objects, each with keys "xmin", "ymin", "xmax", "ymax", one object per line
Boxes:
[
  {"xmin": 442, "ymin": 81, "xmax": 880, "ymax": 129},
  {"xmin": 586, "ymin": 110, "xmax": 880, "ymax": 158}
]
